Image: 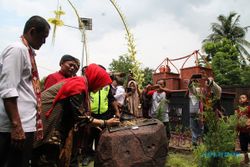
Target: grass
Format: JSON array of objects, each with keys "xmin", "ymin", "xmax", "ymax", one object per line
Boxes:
[
  {"xmin": 83, "ymin": 151, "xmax": 243, "ymax": 167},
  {"xmin": 166, "ymin": 151, "xmax": 196, "ymax": 167},
  {"xmin": 84, "ymin": 151, "xmax": 195, "ymax": 167}
]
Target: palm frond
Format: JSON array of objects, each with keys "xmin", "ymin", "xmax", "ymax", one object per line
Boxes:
[
  {"xmin": 231, "ymin": 14, "xmax": 240, "ymax": 28},
  {"xmin": 228, "ymin": 11, "xmax": 237, "ymax": 20},
  {"xmin": 243, "ymin": 26, "xmax": 250, "ymax": 31},
  {"xmin": 236, "ymin": 38, "xmax": 250, "ymax": 48},
  {"xmin": 236, "ymin": 44, "xmax": 250, "ymax": 58},
  {"xmin": 211, "ymin": 23, "xmax": 223, "ymax": 35}
]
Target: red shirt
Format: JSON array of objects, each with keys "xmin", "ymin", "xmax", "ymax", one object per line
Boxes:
[
  {"xmin": 237, "ymin": 105, "xmax": 250, "ymax": 132},
  {"xmin": 44, "ymin": 71, "xmax": 66, "ymax": 90}
]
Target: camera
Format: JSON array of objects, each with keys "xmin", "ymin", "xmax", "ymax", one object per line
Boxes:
[
  {"xmin": 150, "ymin": 85, "xmax": 160, "ymax": 90},
  {"xmin": 126, "ymin": 87, "xmax": 132, "ymax": 93}
]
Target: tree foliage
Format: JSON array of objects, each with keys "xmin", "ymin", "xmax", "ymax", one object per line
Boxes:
[
  {"xmin": 203, "ymin": 12, "xmax": 250, "ymax": 63},
  {"xmin": 203, "ymin": 38, "xmax": 250, "ymax": 86},
  {"xmin": 109, "ymin": 54, "xmax": 133, "ymax": 74},
  {"xmin": 109, "ymin": 54, "xmax": 153, "ymax": 88},
  {"xmin": 142, "ymin": 67, "xmax": 153, "ymax": 87},
  {"xmin": 203, "ymin": 12, "xmax": 250, "ymax": 86}
]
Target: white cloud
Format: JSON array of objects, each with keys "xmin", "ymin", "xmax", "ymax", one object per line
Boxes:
[
  {"xmin": 0, "ymin": 0, "xmax": 249, "ymax": 78},
  {"xmin": 132, "ymin": 13, "xmax": 201, "ymax": 71}
]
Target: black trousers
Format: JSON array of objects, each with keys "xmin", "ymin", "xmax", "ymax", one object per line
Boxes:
[
  {"xmin": 0, "ymin": 132, "xmax": 34, "ymax": 167},
  {"xmin": 239, "ymin": 132, "xmax": 250, "ymax": 152},
  {"xmin": 82, "ymin": 112, "xmax": 112, "ymax": 158}
]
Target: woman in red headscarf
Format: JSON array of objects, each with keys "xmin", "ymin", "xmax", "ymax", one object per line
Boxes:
[{"xmin": 32, "ymin": 63, "xmax": 120, "ymax": 167}]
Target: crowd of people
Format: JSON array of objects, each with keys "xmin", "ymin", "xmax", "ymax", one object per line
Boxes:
[
  {"xmin": 0, "ymin": 15, "xmax": 120, "ymax": 167},
  {"xmin": 0, "ymin": 15, "xmax": 250, "ymax": 167}
]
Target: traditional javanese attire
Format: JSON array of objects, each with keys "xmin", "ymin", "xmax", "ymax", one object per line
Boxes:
[{"xmin": 32, "ymin": 63, "xmax": 112, "ymax": 167}]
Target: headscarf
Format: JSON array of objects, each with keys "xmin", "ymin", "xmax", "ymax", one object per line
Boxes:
[
  {"xmin": 85, "ymin": 64, "xmax": 112, "ymax": 92},
  {"xmin": 45, "ymin": 63, "xmax": 112, "ymax": 117},
  {"xmin": 127, "ymin": 80, "xmax": 142, "ymax": 117}
]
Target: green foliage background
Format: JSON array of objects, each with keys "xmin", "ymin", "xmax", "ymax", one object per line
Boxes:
[{"xmin": 203, "ymin": 12, "xmax": 250, "ymax": 86}]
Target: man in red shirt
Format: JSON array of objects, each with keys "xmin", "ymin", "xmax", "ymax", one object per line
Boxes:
[{"xmin": 44, "ymin": 55, "xmax": 80, "ymax": 90}]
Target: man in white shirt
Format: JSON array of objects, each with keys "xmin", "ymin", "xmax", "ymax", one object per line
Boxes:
[
  {"xmin": 188, "ymin": 75, "xmax": 222, "ymax": 147},
  {"xmin": 149, "ymin": 79, "xmax": 171, "ymax": 141},
  {"xmin": 114, "ymin": 78, "xmax": 126, "ymax": 106},
  {"xmin": 0, "ymin": 16, "xmax": 50, "ymax": 167}
]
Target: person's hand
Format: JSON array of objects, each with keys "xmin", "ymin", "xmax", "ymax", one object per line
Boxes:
[
  {"xmin": 146, "ymin": 85, "xmax": 152, "ymax": 91},
  {"xmin": 11, "ymin": 123, "xmax": 26, "ymax": 149},
  {"xmin": 158, "ymin": 84, "xmax": 165, "ymax": 90},
  {"xmin": 117, "ymin": 102, "xmax": 122, "ymax": 108},
  {"xmin": 36, "ymin": 129, "xmax": 43, "ymax": 141},
  {"xmin": 106, "ymin": 118, "xmax": 120, "ymax": 127},
  {"xmin": 206, "ymin": 77, "xmax": 214, "ymax": 86},
  {"xmin": 207, "ymin": 77, "xmax": 214, "ymax": 81},
  {"xmin": 115, "ymin": 113, "xmax": 121, "ymax": 119}
]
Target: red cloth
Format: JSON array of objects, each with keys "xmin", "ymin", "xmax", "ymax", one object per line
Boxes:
[
  {"xmin": 21, "ymin": 36, "xmax": 44, "ymax": 140},
  {"xmin": 45, "ymin": 64, "xmax": 112, "ymax": 117},
  {"xmin": 85, "ymin": 64, "xmax": 112, "ymax": 92},
  {"xmin": 237, "ymin": 105, "xmax": 250, "ymax": 132},
  {"xmin": 44, "ymin": 71, "xmax": 66, "ymax": 90},
  {"xmin": 147, "ymin": 90, "xmax": 156, "ymax": 96}
]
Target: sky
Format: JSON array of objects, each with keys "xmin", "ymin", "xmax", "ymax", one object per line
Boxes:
[{"xmin": 0, "ymin": 0, "xmax": 249, "ymax": 78}]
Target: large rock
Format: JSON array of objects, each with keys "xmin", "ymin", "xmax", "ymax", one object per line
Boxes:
[{"xmin": 95, "ymin": 119, "xmax": 168, "ymax": 167}]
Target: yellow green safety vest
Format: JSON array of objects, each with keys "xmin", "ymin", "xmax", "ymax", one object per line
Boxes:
[{"xmin": 90, "ymin": 86, "xmax": 110, "ymax": 114}]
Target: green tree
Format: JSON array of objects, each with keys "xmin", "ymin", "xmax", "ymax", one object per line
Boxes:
[
  {"xmin": 142, "ymin": 67, "xmax": 153, "ymax": 87},
  {"xmin": 241, "ymin": 66, "xmax": 250, "ymax": 84},
  {"xmin": 109, "ymin": 54, "xmax": 133, "ymax": 74},
  {"xmin": 109, "ymin": 55, "xmax": 153, "ymax": 88},
  {"xmin": 203, "ymin": 12, "xmax": 250, "ymax": 63},
  {"xmin": 203, "ymin": 38, "xmax": 246, "ymax": 85}
]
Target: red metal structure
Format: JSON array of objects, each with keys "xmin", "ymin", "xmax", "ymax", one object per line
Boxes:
[{"xmin": 153, "ymin": 50, "xmax": 213, "ymax": 90}]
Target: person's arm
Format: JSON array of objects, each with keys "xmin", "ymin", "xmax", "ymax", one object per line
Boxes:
[
  {"xmin": 112, "ymin": 100, "xmax": 121, "ymax": 118},
  {"xmin": 208, "ymin": 78, "xmax": 222, "ymax": 99},
  {"xmin": 159, "ymin": 85, "xmax": 172, "ymax": 95},
  {"xmin": 70, "ymin": 93, "xmax": 120, "ymax": 129},
  {"xmin": 78, "ymin": 114, "xmax": 120, "ymax": 129},
  {"xmin": 0, "ymin": 46, "xmax": 26, "ymax": 144},
  {"xmin": 3, "ymin": 98, "xmax": 26, "ymax": 141},
  {"xmin": 91, "ymin": 117, "xmax": 120, "ymax": 127}
]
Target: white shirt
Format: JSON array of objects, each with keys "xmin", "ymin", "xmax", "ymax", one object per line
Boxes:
[
  {"xmin": 150, "ymin": 91, "xmax": 169, "ymax": 122},
  {"xmin": 0, "ymin": 40, "xmax": 37, "ymax": 132},
  {"xmin": 114, "ymin": 85, "xmax": 125, "ymax": 105},
  {"xmin": 189, "ymin": 93, "xmax": 199, "ymax": 114}
]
